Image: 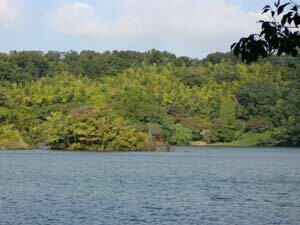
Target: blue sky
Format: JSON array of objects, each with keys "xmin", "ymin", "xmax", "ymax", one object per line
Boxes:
[{"xmin": 0, "ymin": 0, "xmax": 275, "ymax": 58}]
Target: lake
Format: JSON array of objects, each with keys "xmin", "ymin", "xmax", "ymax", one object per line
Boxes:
[{"xmin": 0, "ymin": 147, "xmax": 300, "ymax": 225}]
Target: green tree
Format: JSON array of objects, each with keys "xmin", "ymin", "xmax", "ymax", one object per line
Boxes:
[
  {"xmin": 0, "ymin": 124, "xmax": 28, "ymax": 150},
  {"xmin": 44, "ymin": 106, "xmax": 153, "ymax": 151},
  {"xmin": 170, "ymin": 124, "xmax": 193, "ymax": 145},
  {"xmin": 209, "ymin": 96, "xmax": 244, "ymax": 143},
  {"xmin": 236, "ymin": 80, "xmax": 278, "ymax": 118}
]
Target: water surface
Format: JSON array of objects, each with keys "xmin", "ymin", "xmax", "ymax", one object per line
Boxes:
[{"xmin": 0, "ymin": 147, "xmax": 300, "ymax": 225}]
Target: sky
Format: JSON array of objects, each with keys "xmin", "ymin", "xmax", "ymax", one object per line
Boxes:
[{"xmin": 0, "ymin": 0, "xmax": 275, "ymax": 58}]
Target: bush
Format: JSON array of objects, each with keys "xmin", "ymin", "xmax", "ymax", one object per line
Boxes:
[
  {"xmin": 44, "ymin": 107, "xmax": 155, "ymax": 151},
  {"xmin": 180, "ymin": 117, "xmax": 212, "ymax": 141},
  {"xmin": 0, "ymin": 125, "xmax": 28, "ymax": 150},
  {"xmin": 170, "ymin": 124, "xmax": 193, "ymax": 145},
  {"xmin": 215, "ymin": 73, "xmax": 241, "ymax": 83},
  {"xmin": 245, "ymin": 119, "xmax": 272, "ymax": 133},
  {"xmin": 208, "ymin": 119, "xmax": 245, "ymax": 143},
  {"xmin": 226, "ymin": 132, "xmax": 272, "ymax": 147}
]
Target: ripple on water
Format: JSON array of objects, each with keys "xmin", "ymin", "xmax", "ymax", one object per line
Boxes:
[{"xmin": 0, "ymin": 147, "xmax": 300, "ymax": 225}]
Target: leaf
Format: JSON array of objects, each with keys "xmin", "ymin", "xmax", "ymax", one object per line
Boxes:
[
  {"xmin": 271, "ymin": 11, "xmax": 275, "ymax": 17},
  {"xmin": 230, "ymin": 43, "xmax": 236, "ymax": 50},
  {"xmin": 281, "ymin": 15, "xmax": 288, "ymax": 26},
  {"xmin": 278, "ymin": 3, "xmax": 290, "ymax": 15},
  {"xmin": 282, "ymin": 12, "xmax": 293, "ymax": 25},
  {"xmin": 291, "ymin": 6, "xmax": 298, "ymax": 12},
  {"xmin": 263, "ymin": 8, "xmax": 270, "ymax": 14},
  {"xmin": 294, "ymin": 14, "xmax": 300, "ymax": 27}
]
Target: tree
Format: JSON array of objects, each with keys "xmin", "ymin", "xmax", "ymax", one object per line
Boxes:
[
  {"xmin": 236, "ymin": 80, "xmax": 278, "ymax": 118},
  {"xmin": 0, "ymin": 49, "xmax": 299, "ymax": 148},
  {"xmin": 170, "ymin": 124, "xmax": 193, "ymax": 145},
  {"xmin": 0, "ymin": 124, "xmax": 28, "ymax": 150},
  {"xmin": 9, "ymin": 51, "xmax": 50, "ymax": 79},
  {"xmin": 232, "ymin": 0, "xmax": 300, "ymax": 62},
  {"xmin": 208, "ymin": 96, "xmax": 244, "ymax": 143},
  {"xmin": 44, "ymin": 106, "xmax": 152, "ymax": 151}
]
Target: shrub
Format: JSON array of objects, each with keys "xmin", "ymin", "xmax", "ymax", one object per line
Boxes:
[
  {"xmin": 245, "ymin": 119, "xmax": 272, "ymax": 133},
  {"xmin": 0, "ymin": 125, "xmax": 28, "ymax": 150},
  {"xmin": 170, "ymin": 124, "xmax": 193, "ymax": 145},
  {"xmin": 44, "ymin": 107, "xmax": 155, "ymax": 151}
]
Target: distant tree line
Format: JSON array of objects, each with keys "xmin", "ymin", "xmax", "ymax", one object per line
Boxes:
[{"xmin": 0, "ymin": 50, "xmax": 299, "ymax": 150}]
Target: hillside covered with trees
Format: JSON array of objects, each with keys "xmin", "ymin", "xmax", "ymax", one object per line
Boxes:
[{"xmin": 0, "ymin": 50, "xmax": 299, "ymax": 150}]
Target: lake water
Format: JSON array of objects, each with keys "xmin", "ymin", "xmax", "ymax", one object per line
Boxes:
[{"xmin": 0, "ymin": 147, "xmax": 300, "ymax": 225}]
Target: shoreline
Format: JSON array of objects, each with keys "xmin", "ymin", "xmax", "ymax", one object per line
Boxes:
[
  {"xmin": 1, "ymin": 145, "xmax": 299, "ymax": 152},
  {"xmin": 190, "ymin": 141, "xmax": 225, "ymax": 147}
]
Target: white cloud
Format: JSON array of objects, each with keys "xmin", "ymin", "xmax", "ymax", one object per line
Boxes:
[
  {"xmin": 48, "ymin": 0, "xmax": 261, "ymax": 56},
  {"xmin": 48, "ymin": 2, "xmax": 105, "ymax": 37},
  {"xmin": 0, "ymin": 0, "xmax": 22, "ymax": 28}
]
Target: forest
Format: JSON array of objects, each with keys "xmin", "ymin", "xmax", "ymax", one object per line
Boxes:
[{"xmin": 0, "ymin": 50, "xmax": 299, "ymax": 150}]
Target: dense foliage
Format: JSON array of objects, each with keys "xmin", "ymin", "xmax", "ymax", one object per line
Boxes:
[{"xmin": 0, "ymin": 50, "xmax": 299, "ymax": 150}]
